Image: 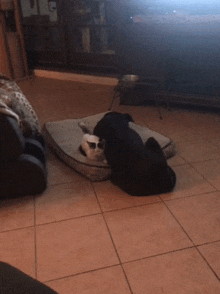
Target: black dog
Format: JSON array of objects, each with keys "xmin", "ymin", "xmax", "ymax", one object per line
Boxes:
[{"xmin": 93, "ymin": 112, "xmax": 176, "ymax": 196}]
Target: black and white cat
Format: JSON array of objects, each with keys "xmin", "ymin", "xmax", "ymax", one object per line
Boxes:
[{"xmin": 78, "ymin": 122, "xmax": 106, "ymax": 162}]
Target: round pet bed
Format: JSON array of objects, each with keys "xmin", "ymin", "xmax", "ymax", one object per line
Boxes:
[{"xmin": 43, "ymin": 112, "xmax": 177, "ymax": 181}]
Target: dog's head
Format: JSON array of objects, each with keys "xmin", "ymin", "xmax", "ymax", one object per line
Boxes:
[{"xmin": 104, "ymin": 112, "xmax": 134, "ymax": 123}]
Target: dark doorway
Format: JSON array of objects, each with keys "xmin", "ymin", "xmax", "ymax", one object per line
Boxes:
[
  {"xmin": 20, "ymin": 0, "xmax": 120, "ymax": 74},
  {"xmin": 19, "ymin": 0, "xmax": 220, "ymax": 107}
]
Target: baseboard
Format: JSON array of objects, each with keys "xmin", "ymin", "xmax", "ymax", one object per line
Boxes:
[{"xmin": 34, "ymin": 69, "xmax": 118, "ymax": 86}]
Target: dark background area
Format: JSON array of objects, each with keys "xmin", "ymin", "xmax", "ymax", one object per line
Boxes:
[{"xmin": 20, "ymin": 0, "xmax": 220, "ymax": 107}]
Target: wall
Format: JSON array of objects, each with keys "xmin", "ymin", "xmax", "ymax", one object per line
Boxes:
[
  {"xmin": 0, "ymin": 1, "xmax": 28, "ymax": 80},
  {"xmin": 0, "ymin": 15, "xmax": 12, "ymax": 77}
]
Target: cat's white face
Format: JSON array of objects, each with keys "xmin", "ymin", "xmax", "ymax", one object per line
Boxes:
[{"xmin": 81, "ymin": 134, "xmax": 106, "ymax": 161}]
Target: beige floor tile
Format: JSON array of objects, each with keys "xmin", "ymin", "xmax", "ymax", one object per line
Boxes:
[
  {"xmin": 0, "ymin": 228, "xmax": 35, "ymax": 278},
  {"xmin": 146, "ymin": 119, "xmax": 201, "ymax": 143},
  {"xmin": 167, "ymin": 127, "xmax": 202, "ymax": 143},
  {"xmin": 189, "ymin": 126, "xmax": 220, "ymax": 141},
  {"xmin": 123, "ymin": 248, "xmax": 220, "ymax": 294},
  {"xmin": 191, "ymin": 159, "xmax": 220, "ymax": 190},
  {"xmin": 46, "ymin": 265, "xmax": 131, "ymax": 294},
  {"xmin": 176, "ymin": 140, "xmax": 220, "ymax": 163},
  {"xmin": 167, "ymin": 154, "xmax": 187, "ymax": 166},
  {"xmin": 146, "ymin": 120, "xmax": 187, "ymax": 139},
  {"xmin": 0, "ymin": 196, "xmax": 34, "ymax": 232},
  {"xmin": 19, "ymin": 78, "xmax": 113, "ymax": 124},
  {"xmin": 166, "ymin": 191, "xmax": 220, "ymax": 245},
  {"xmin": 198, "ymin": 241, "xmax": 220, "ymax": 279},
  {"xmin": 35, "ymin": 181, "xmax": 101, "ymax": 225},
  {"xmin": 125, "ymin": 106, "xmax": 164, "ymax": 125},
  {"xmin": 169, "ymin": 109, "xmax": 220, "ymax": 129},
  {"xmin": 36, "ymin": 215, "xmax": 119, "ymax": 282},
  {"xmin": 104, "ymin": 203, "xmax": 192, "ymax": 263},
  {"xmin": 160, "ymin": 164, "xmax": 215, "ymax": 200},
  {"xmin": 181, "ymin": 117, "xmax": 217, "ymax": 131},
  {"xmin": 47, "ymin": 155, "xmax": 85, "ymax": 186},
  {"xmin": 93, "ymin": 180, "xmax": 161, "ymax": 212},
  {"xmin": 169, "ymin": 112, "xmax": 220, "ymax": 143}
]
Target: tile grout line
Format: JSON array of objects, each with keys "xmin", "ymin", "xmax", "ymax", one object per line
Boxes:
[
  {"xmin": 33, "ymin": 211, "xmax": 103, "ymax": 227},
  {"xmin": 195, "ymin": 247, "xmax": 220, "ymax": 281},
  {"xmin": 95, "ymin": 199, "xmax": 163, "ymax": 213},
  {"xmin": 161, "ymin": 188, "xmax": 219, "ymax": 280},
  {"xmin": 195, "ymin": 239, "xmax": 220, "ymax": 247},
  {"xmin": 47, "ymin": 178, "xmax": 87, "ymax": 188},
  {"xmin": 1, "ymin": 189, "xmax": 218, "ymax": 234},
  {"xmin": 42, "ymin": 264, "xmax": 125, "ymax": 284},
  {"xmin": 41, "ymin": 242, "xmax": 220, "ymax": 285},
  {"xmin": 91, "ymin": 182, "xmax": 134, "ymax": 294},
  {"xmin": 167, "ymin": 155, "xmax": 219, "ymax": 197},
  {"xmin": 121, "ymin": 245, "xmax": 195, "ymax": 266},
  {"xmin": 0, "ymin": 225, "xmax": 35, "ymax": 234},
  {"xmin": 159, "ymin": 197, "xmax": 195, "ymax": 245},
  {"xmin": 177, "ymin": 151, "xmax": 220, "ymax": 165},
  {"xmin": 187, "ymin": 158, "xmax": 220, "ymax": 164},
  {"xmin": 101, "ymin": 213, "xmax": 135, "ymax": 294},
  {"xmin": 187, "ymin": 161, "xmax": 219, "ymax": 191},
  {"xmin": 162, "ymin": 189, "xmax": 220, "ymax": 203},
  {"xmin": 34, "ymin": 195, "xmax": 38, "ymax": 280}
]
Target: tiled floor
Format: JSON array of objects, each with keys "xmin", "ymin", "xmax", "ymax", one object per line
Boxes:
[{"xmin": 1, "ymin": 76, "xmax": 220, "ymax": 293}]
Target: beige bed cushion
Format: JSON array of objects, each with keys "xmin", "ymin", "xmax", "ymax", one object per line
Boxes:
[{"xmin": 43, "ymin": 112, "xmax": 177, "ymax": 181}]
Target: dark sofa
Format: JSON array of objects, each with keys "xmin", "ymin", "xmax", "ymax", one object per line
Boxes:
[
  {"xmin": 0, "ymin": 262, "xmax": 57, "ymax": 294},
  {"xmin": 0, "ymin": 114, "xmax": 47, "ymax": 199}
]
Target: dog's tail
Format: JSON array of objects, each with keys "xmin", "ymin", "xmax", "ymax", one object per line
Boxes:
[{"xmin": 145, "ymin": 137, "xmax": 165, "ymax": 157}]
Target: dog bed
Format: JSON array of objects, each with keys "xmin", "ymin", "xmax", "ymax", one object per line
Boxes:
[{"xmin": 43, "ymin": 112, "xmax": 177, "ymax": 181}]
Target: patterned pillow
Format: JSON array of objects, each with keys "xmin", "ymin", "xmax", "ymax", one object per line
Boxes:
[{"xmin": 0, "ymin": 75, "xmax": 40, "ymax": 137}]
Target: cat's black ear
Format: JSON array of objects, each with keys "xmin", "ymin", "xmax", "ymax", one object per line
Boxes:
[
  {"xmin": 98, "ymin": 139, "xmax": 105, "ymax": 149},
  {"xmin": 87, "ymin": 141, "xmax": 96, "ymax": 149}
]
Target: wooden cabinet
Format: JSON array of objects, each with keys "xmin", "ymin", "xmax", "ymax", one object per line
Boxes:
[
  {"xmin": 0, "ymin": 0, "xmax": 28, "ymax": 79},
  {"xmin": 20, "ymin": 0, "xmax": 120, "ymax": 73}
]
